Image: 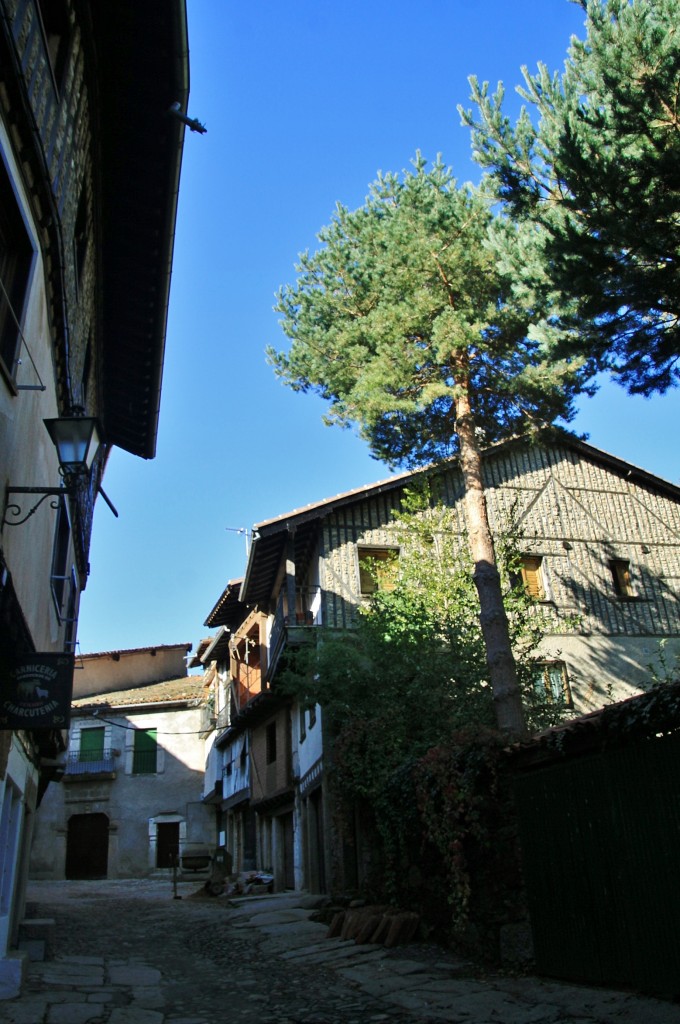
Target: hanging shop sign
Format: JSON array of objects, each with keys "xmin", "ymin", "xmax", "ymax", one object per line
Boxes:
[{"xmin": 0, "ymin": 653, "xmax": 74, "ymax": 729}]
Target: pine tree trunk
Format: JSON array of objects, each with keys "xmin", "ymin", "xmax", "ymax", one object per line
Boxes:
[{"xmin": 455, "ymin": 390, "xmax": 528, "ymax": 738}]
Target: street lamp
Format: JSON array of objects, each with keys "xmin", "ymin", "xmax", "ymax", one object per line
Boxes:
[
  {"xmin": 43, "ymin": 414, "xmax": 101, "ymax": 478},
  {"xmin": 3, "ymin": 411, "xmax": 102, "ymax": 526}
]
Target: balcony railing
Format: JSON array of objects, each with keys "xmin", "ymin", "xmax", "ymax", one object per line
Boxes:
[
  {"xmin": 64, "ymin": 749, "xmax": 116, "ymax": 776},
  {"xmin": 132, "ymin": 749, "xmax": 158, "ymax": 774},
  {"xmin": 268, "ymin": 587, "xmax": 321, "ymax": 680}
]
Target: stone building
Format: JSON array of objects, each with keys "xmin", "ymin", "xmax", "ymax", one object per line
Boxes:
[
  {"xmin": 196, "ymin": 435, "xmax": 680, "ymax": 895},
  {"xmin": 30, "ymin": 644, "xmax": 214, "ymax": 879},
  {"xmin": 0, "ymin": 0, "xmax": 189, "ymax": 994}
]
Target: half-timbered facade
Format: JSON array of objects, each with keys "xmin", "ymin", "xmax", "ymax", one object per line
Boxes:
[{"xmin": 199, "ymin": 435, "xmax": 680, "ymax": 896}]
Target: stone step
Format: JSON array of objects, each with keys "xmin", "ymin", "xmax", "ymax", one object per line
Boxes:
[{"xmin": 18, "ymin": 917, "xmax": 55, "ymax": 961}]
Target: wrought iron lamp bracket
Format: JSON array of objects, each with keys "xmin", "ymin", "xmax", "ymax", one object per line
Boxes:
[{"xmin": 3, "ymin": 486, "xmax": 67, "ymax": 526}]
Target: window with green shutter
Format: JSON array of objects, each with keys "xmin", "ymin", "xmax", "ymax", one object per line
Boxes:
[
  {"xmin": 79, "ymin": 727, "xmax": 104, "ymax": 763},
  {"xmin": 132, "ymin": 729, "xmax": 157, "ymax": 774}
]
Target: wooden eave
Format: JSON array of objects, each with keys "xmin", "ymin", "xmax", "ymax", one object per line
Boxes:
[
  {"xmin": 81, "ymin": 0, "xmax": 189, "ymax": 458},
  {"xmin": 204, "ymin": 579, "xmax": 247, "ymax": 630},
  {"xmin": 240, "ymin": 433, "xmax": 680, "ymax": 608}
]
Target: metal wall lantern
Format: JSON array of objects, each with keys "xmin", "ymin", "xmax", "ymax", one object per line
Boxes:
[
  {"xmin": 43, "ymin": 414, "xmax": 101, "ymax": 477},
  {"xmin": 3, "ymin": 412, "xmax": 102, "ymax": 526}
]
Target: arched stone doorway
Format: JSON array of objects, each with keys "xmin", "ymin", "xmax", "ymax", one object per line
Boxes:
[{"xmin": 65, "ymin": 813, "xmax": 109, "ymax": 879}]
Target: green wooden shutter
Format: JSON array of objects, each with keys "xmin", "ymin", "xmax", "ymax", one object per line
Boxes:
[
  {"xmin": 80, "ymin": 727, "xmax": 105, "ymax": 762},
  {"xmin": 132, "ymin": 729, "xmax": 157, "ymax": 774}
]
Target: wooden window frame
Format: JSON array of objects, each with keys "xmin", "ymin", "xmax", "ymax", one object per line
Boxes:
[
  {"xmin": 519, "ymin": 555, "xmax": 546, "ymax": 601},
  {"xmin": 50, "ymin": 497, "xmax": 72, "ymax": 619},
  {"xmin": 534, "ymin": 661, "xmax": 573, "ymax": 708},
  {"xmin": 35, "ymin": 0, "xmax": 71, "ymax": 95},
  {"xmin": 265, "ymin": 721, "xmax": 277, "ymax": 764},
  {"xmin": 79, "ymin": 726, "xmax": 105, "ymax": 763},
  {"xmin": 357, "ymin": 546, "xmax": 399, "ymax": 597},
  {"xmin": 610, "ymin": 558, "xmax": 636, "ymax": 600},
  {"xmin": 132, "ymin": 729, "xmax": 158, "ymax": 775},
  {"xmin": 0, "ymin": 152, "xmax": 34, "ymax": 387}
]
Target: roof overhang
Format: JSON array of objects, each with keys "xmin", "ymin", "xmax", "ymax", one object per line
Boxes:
[
  {"xmin": 84, "ymin": 0, "xmax": 190, "ymax": 458},
  {"xmin": 239, "ymin": 433, "xmax": 680, "ymax": 607},
  {"xmin": 204, "ymin": 579, "xmax": 247, "ymax": 630}
]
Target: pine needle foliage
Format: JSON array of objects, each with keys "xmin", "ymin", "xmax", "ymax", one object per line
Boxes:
[
  {"xmin": 269, "ymin": 156, "xmax": 590, "ymax": 735},
  {"xmin": 461, "ymin": 0, "xmax": 680, "ymax": 394}
]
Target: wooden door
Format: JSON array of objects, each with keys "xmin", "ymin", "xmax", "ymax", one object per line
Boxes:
[
  {"xmin": 156, "ymin": 822, "xmax": 180, "ymax": 869},
  {"xmin": 65, "ymin": 813, "xmax": 109, "ymax": 879},
  {"xmin": 282, "ymin": 812, "xmax": 294, "ymax": 890}
]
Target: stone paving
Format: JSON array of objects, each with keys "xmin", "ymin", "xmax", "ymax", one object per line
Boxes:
[{"xmin": 1, "ymin": 879, "xmax": 678, "ymax": 1024}]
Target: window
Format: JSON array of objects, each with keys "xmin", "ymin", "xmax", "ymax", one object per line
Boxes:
[
  {"xmin": 0, "ymin": 153, "xmax": 33, "ymax": 382},
  {"xmin": 80, "ymin": 336, "xmax": 92, "ymax": 406},
  {"xmin": 610, "ymin": 559, "xmax": 636, "ymax": 599},
  {"xmin": 79, "ymin": 727, "xmax": 105, "ymax": 763},
  {"xmin": 266, "ymin": 722, "xmax": 277, "ymax": 764},
  {"xmin": 73, "ymin": 187, "xmax": 88, "ymax": 291},
  {"xmin": 64, "ymin": 726, "xmax": 114, "ymax": 776},
  {"xmin": 358, "ymin": 547, "xmax": 399, "ymax": 596},
  {"xmin": 63, "ymin": 566, "xmax": 78, "ymax": 651},
  {"xmin": 308, "ymin": 704, "xmax": 317, "ymax": 729},
  {"xmin": 299, "ymin": 706, "xmax": 306, "ymax": 743},
  {"xmin": 533, "ymin": 662, "xmax": 572, "ymax": 707},
  {"xmin": 50, "ymin": 497, "xmax": 72, "ymax": 618},
  {"xmin": 516, "ymin": 555, "xmax": 545, "ymax": 601},
  {"xmin": 132, "ymin": 729, "xmax": 157, "ymax": 774},
  {"xmin": 36, "ymin": 0, "xmax": 70, "ymax": 93}
]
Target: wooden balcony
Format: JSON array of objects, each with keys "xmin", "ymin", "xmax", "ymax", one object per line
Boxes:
[{"xmin": 267, "ymin": 587, "xmax": 320, "ymax": 681}]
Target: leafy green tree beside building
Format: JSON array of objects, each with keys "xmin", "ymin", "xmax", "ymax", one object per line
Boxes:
[{"xmin": 269, "ymin": 157, "xmax": 589, "ymax": 735}]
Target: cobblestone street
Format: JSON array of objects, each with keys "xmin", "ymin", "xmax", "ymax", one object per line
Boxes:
[{"xmin": 2, "ymin": 879, "xmax": 679, "ymax": 1024}]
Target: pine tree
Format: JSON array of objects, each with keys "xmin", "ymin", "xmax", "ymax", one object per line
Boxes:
[
  {"xmin": 269, "ymin": 156, "xmax": 589, "ymax": 736},
  {"xmin": 461, "ymin": 0, "xmax": 680, "ymax": 394}
]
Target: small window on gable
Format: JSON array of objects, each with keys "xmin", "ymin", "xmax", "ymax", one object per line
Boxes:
[
  {"xmin": 358, "ymin": 547, "xmax": 399, "ymax": 597},
  {"xmin": 266, "ymin": 722, "xmax": 277, "ymax": 764},
  {"xmin": 240, "ymin": 741, "xmax": 247, "ymax": 769},
  {"xmin": 610, "ymin": 559, "xmax": 635, "ymax": 599},
  {"xmin": 0, "ymin": 154, "xmax": 33, "ymax": 383},
  {"xmin": 533, "ymin": 661, "xmax": 573, "ymax": 708},
  {"xmin": 518, "ymin": 555, "xmax": 545, "ymax": 601}
]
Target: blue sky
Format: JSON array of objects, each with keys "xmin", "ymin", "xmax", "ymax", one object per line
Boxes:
[{"xmin": 77, "ymin": 0, "xmax": 679, "ymax": 656}]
